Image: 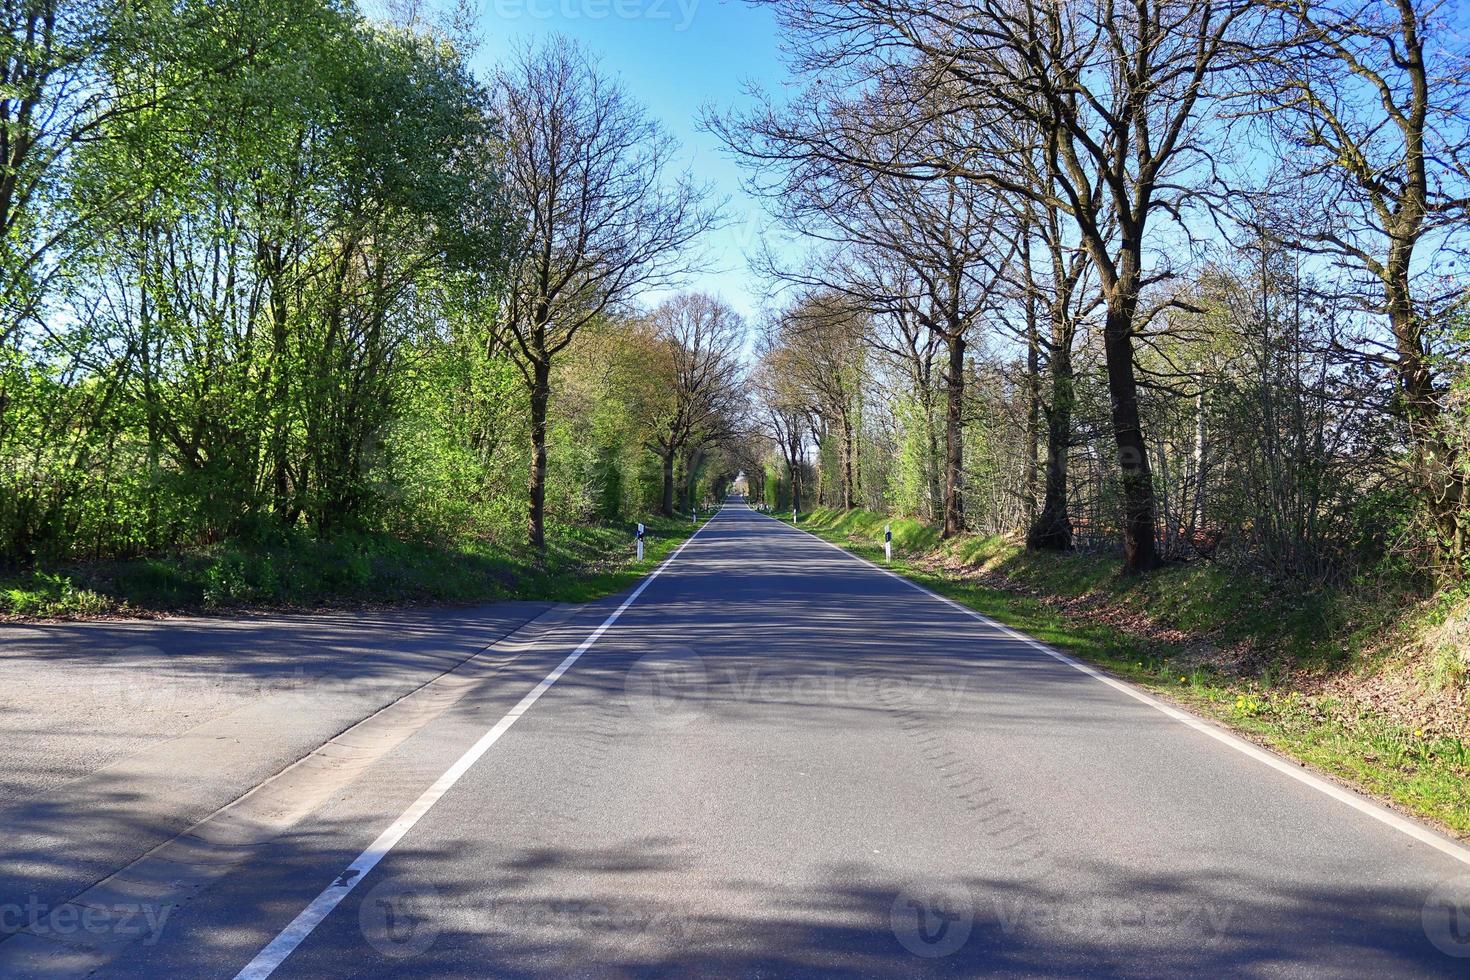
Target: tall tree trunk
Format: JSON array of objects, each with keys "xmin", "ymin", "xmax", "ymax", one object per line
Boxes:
[
  {"xmin": 1190, "ymin": 389, "xmax": 1206, "ymax": 533},
  {"xmin": 527, "ymin": 359, "xmax": 550, "ymax": 550},
  {"xmin": 1029, "ymin": 341, "xmax": 1074, "ymax": 551},
  {"xmin": 1101, "ymin": 278, "xmax": 1159, "ymax": 573},
  {"xmin": 1385, "ymin": 257, "xmax": 1466, "ymax": 568},
  {"xmin": 942, "ymin": 331, "xmax": 966, "ymax": 538}
]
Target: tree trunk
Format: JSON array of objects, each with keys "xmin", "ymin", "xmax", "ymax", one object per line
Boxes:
[
  {"xmin": 941, "ymin": 331, "xmax": 966, "ymax": 538},
  {"xmin": 527, "ymin": 360, "xmax": 550, "ymax": 550},
  {"xmin": 1028, "ymin": 342, "xmax": 1074, "ymax": 551},
  {"xmin": 1101, "ymin": 284, "xmax": 1159, "ymax": 573},
  {"xmin": 680, "ymin": 447, "xmax": 702, "ymax": 512},
  {"xmin": 1190, "ymin": 390, "xmax": 1206, "ymax": 533},
  {"xmin": 1385, "ymin": 259, "xmax": 1466, "ymax": 569}
]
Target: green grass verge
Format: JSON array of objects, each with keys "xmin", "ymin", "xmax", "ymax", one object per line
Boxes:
[
  {"xmin": 787, "ymin": 506, "xmax": 1470, "ymax": 839},
  {"xmin": 0, "ymin": 513, "xmax": 705, "ymax": 618}
]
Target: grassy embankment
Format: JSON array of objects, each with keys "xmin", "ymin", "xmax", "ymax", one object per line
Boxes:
[
  {"xmin": 1, "ymin": 513, "xmax": 705, "ymax": 619},
  {"xmin": 787, "ymin": 506, "xmax": 1470, "ymax": 838}
]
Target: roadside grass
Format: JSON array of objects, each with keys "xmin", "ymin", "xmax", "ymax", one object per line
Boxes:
[
  {"xmin": 787, "ymin": 506, "xmax": 1470, "ymax": 839},
  {"xmin": 0, "ymin": 513, "xmax": 702, "ymax": 619}
]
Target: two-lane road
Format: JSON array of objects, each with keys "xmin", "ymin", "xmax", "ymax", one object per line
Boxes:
[{"xmin": 10, "ymin": 499, "xmax": 1470, "ymax": 977}]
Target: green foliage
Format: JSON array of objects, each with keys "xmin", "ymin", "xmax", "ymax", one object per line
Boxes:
[
  {"xmin": 0, "ymin": 0, "xmax": 698, "ymax": 619},
  {"xmin": 887, "ymin": 394, "xmax": 938, "ymax": 519},
  {"xmin": 4, "ymin": 0, "xmax": 507, "ymax": 557},
  {"xmin": 763, "ymin": 460, "xmax": 786, "ymax": 511},
  {"xmin": 794, "ymin": 506, "xmax": 939, "ymax": 554},
  {"xmin": 0, "ymin": 515, "xmax": 696, "ymax": 617},
  {"xmin": 2, "ymin": 571, "xmax": 110, "ymax": 617}
]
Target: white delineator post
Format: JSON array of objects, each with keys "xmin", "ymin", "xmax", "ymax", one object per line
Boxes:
[
  {"xmin": 884, "ymin": 524, "xmax": 893, "ymax": 563},
  {"xmin": 636, "ymin": 523, "xmax": 645, "ymax": 561}
]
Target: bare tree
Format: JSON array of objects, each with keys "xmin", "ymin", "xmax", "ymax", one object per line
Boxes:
[
  {"xmin": 717, "ymin": 0, "xmax": 1248, "ymax": 571},
  {"xmin": 645, "ymin": 292, "xmax": 747, "ymax": 516},
  {"xmin": 738, "ymin": 107, "xmax": 1017, "ymax": 533},
  {"xmin": 1010, "ymin": 141, "xmax": 1101, "ymax": 551},
  {"xmin": 493, "ymin": 37, "xmax": 715, "ymax": 548},
  {"xmin": 774, "ymin": 293, "xmax": 870, "ymax": 510},
  {"xmin": 729, "ymin": 427, "xmax": 776, "ymax": 504},
  {"xmin": 752, "ymin": 329, "xmax": 811, "ymax": 513},
  {"xmin": 1250, "ymin": 0, "xmax": 1470, "ymax": 569}
]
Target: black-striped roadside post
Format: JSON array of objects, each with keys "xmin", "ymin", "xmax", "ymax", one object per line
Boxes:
[
  {"xmin": 884, "ymin": 524, "xmax": 893, "ymax": 563},
  {"xmin": 636, "ymin": 522, "xmax": 645, "ymax": 561}
]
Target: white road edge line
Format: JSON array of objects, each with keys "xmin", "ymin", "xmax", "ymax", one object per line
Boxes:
[
  {"xmin": 761, "ymin": 502, "xmax": 1470, "ymax": 870},
  {"xmin": 233, "ymin": 505, "xmax": 725, "ymax": 980}
]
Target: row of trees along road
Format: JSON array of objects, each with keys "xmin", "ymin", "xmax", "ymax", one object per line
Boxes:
[
  {"xmin": 0, "ymin": 3, "xmax": 745, "ymax": 569},
  {"xmin": 5, "ymin": 0, "xmax": 1467, "ymax": 588},
  {"xmin": 718, "ymin": 0, "xmax": 1470, "ymax": 581}
]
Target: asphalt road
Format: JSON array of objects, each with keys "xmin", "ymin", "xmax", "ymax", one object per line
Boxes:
[
  {"xmin": 0, "ymin": 602, "xmax": 554, "ymax": 936},
  {"xmin": 6, "ymin": 498, "xmax": 1470, "ymax": 977}
]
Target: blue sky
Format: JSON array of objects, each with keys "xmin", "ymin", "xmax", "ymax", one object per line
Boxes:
[{"xmin": 469, "ymin": 0, "xmax": 789, "ymax": 321}]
